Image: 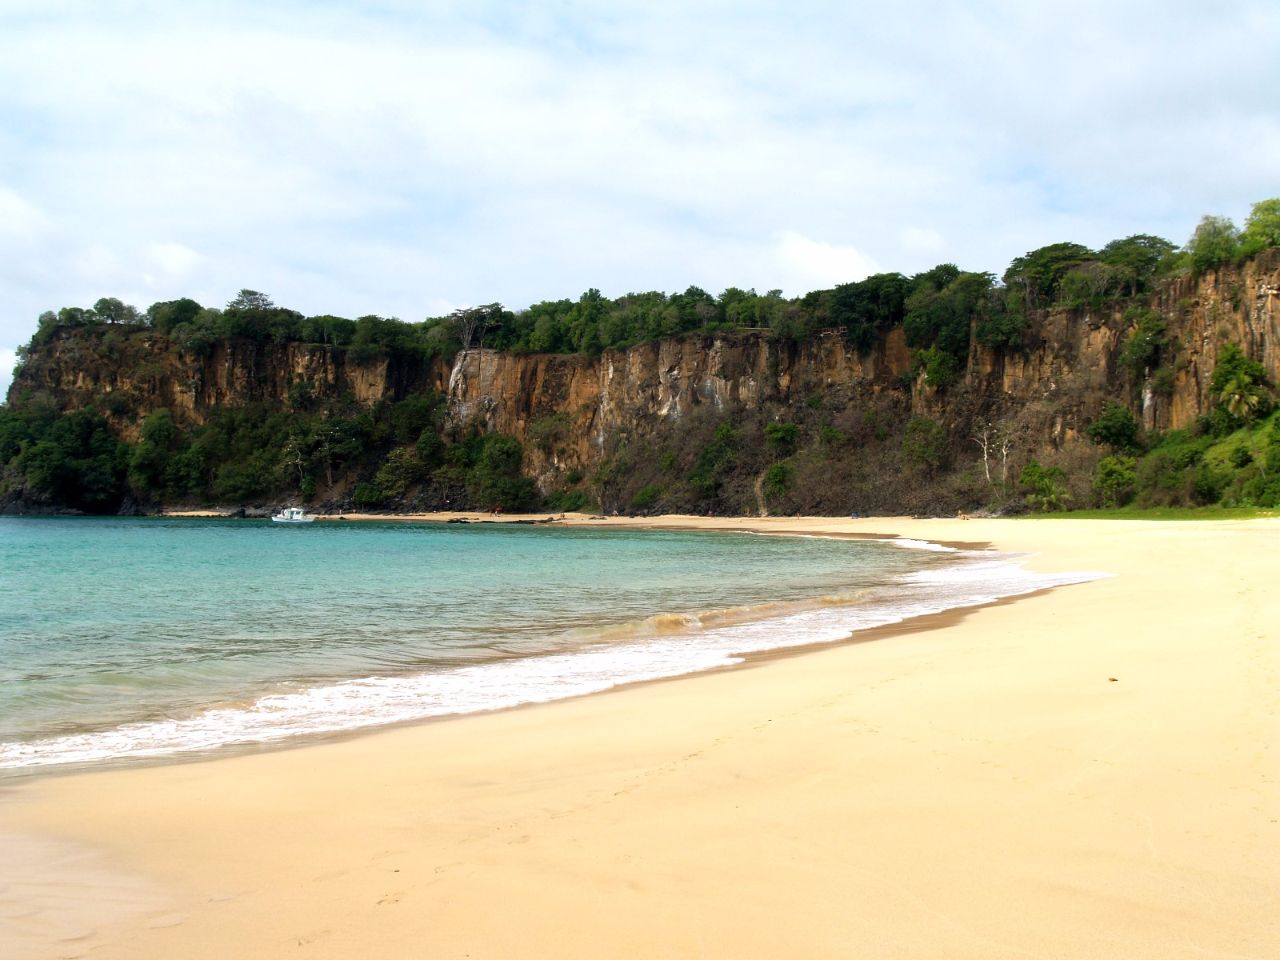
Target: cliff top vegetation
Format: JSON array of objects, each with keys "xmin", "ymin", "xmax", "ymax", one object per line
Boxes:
[{"xmin": 13, "ymin": 199, "xmax": 1279, "ymax": 395}]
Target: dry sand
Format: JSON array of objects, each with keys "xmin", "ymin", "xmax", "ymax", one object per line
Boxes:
[{"xmin": 2, "ymin": 515, "xmax": 1278, "ymax": 959}]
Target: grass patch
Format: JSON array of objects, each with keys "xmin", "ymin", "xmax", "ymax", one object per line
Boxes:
[{"xmin": 1023, "ymin": 505, "xmax": 1278, "ymax": 520}]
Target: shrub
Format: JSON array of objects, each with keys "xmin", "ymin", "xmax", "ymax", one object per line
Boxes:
[
  {"xmin": 818, "ymin": 425, "xmax": 847, "ymax": 447},
  {"xmin": 466, "ymin": 435, "xmax": 537, "ymax": 511},
  {"xmin": 389, "ymin": 393, "xmax": 441, "ymax": 444},
  {"xmin": 1133, "ymin": 452, "xmax": 1186, "ymax": 506},
  {"xmin": 415, "ymin": 429, "xmax": 445, "ymax": 468},
  {"xmin": 374, "ymin": 448, "xmax": 428, "ymax": 499},
  {"xmin": 763, "ymin": 462, "xmax": 791, "ymax": 499},
  {"xmin": 1020, "ymin": 459, "xmax": 1069, "ymax": 511},
  {"xmin": 1190, "ymin": 463, "xmax": 1228, "ymax": 505},
  {"xmin": 688, "ymin": 421, "xmax": 738, "ymax": 499},
  {"xmin": 630, "ymin": 484, "xmax": 662, "ymax": 510},
  {"xmin": 1212, "ymin": 344, "xmax": 1271, "ymax": 426},
  {"xmin": 914, "ymin": 345, "xmax": 959, "ymax": 388},
  {"xmin": 353, "ymin": 482, "xmax": 386, "ymax": 507},
  {"xmin": 212, "ymin": 455, "xmax": 274, "ymax": 501},
  {"xmin": 1087, "ymin": 402, "xmax": 1142, "ymax": 452},
  {"xmin": 545, "ymin": 489, "xmax": 592, "ymax": 512},
  {"xmin": 1117, "ymin": 307, "xmax": 1169, "ymax": 376},
  {"xmin": 13, "ymin": 408, "xmax": 128, "ymax": 512},
  {"xmin": 764, "ymin": 421, "xmax": 799, "ymax": 454},
  {"xmin": 902, "ymin": 417, "xmax": 946, "ymax": 473},
  {"xmin": 527, "ymin": 414, "xmax": 571, "ymax": 455},
  {"xmin": 1093, "ymin": 455, "xmax": 1137, "ymax": 507}
]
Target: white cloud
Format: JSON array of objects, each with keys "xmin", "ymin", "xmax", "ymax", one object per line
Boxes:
[
  {"xmin": 774, "ymin": 231, "xmax": 882, "ymax": 292},
  {"xmin": 0, "ymin": 349, "xmax": 16, "ymax": 401},
  {"xmin": 143, "ymin": 243, "xmax": 204, "ymax": 288},
  {"xmin": 899, "ymin": 227, "xmax": 946, "ymax": 259},
  {"xmin": 0, "ymin": 0, "xmax": 1277, "ymax": 364},
  {"xmin": 0, "ymin": 187, "xmax": 50, "ymax": 241}
]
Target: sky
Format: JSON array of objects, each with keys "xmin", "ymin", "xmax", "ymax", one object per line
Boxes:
[{"xmin": 2, "ymin": 0, "xmax": 1279, "ymax": 398}]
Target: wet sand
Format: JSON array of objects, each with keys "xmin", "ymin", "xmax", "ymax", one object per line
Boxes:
[{"xmin": 3, "ymin": 515, "xmax": 1278, "ymax": 959}]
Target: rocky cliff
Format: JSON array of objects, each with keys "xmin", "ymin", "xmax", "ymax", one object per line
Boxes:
[
  {"xmin": 7, "ymin": 250, "xmax": 1279, "ymax": 514},
  {"xmin": 442, "ymin": 253, "xmax": 1278, "ymax": 487}
]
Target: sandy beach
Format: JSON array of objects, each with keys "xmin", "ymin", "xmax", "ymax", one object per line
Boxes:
[{"xmin": 2, "ymin": 515, "xmax": 1278, "ymax": 959}]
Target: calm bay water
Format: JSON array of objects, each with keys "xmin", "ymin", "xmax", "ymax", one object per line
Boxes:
[{"xmin": 0, "ymin": 517, "xmax": 1095, "ymax": 773}]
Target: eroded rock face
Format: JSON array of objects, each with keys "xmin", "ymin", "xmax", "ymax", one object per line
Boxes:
[
  {"xmin": 10, "ymin": 254, "xmax": 1279, "ymax": 482},
  {"xmin": 439, "ymin": 331, "xmax": 918, "ymax": 479},
  {"xmin": 12, "ymin": 337, "xmax": 441, "ymax": 441}
]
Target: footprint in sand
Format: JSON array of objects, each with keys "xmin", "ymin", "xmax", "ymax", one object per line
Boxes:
[{"xmin": 146, "ymin": 912, "xmax": 190, "ymax": 928}]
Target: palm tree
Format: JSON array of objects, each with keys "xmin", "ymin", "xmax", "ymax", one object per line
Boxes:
[{"xmin": 1217, "ymin": 374, "xmax": 1263, "ymax": 421}]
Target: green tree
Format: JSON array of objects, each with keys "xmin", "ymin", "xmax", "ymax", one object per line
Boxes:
[
  {"xmin": 1098, "ymin": 234, "xmax": 1177, "ymax": 296},
  {"xmin": 228, "ymin": 289, "xmax": 274, "ymax": 311},
  {"xmin": 974, "ymin": 289, "xmax": 1027, "ymax": 349},
  {"xmin": 688, "ymin": 420, "xmax": 738, "ymax": 500},
  {"xmin": 762, "ymin": 462, "xmax": 791, "ymax": 500},
  {"xmin": 828, "ymin": 272, "xmax": 910, "ymax": 351},
  {"xmin": 1240, "ymin": 198, "xmax": 1280, "ymax": 257},
  {"xmin": 1087, "ymin": 402, "xmax": 1142, "ymax": 452},
  {"xmin": 1186, "ymin": 215, "xmax": 1240, "ymax": 274},
  {"xmin": 1211, "ymin": 344, "xmax": 1271, "ymax": 425},
  {"xmin": 901, "ymin": 417, "xmax": 946, "ymax": 472},
  {"xmin": 914, "ymin": 345, "xmax": 959, "ymax": 388},
  {"xmin": 1003, "ymin": 242, "xmax": 1095, "ymax": 307},
  {"xmin": 629, "ymin": 484, "xmax": 662, "ymax": 510},
  {"xmin": 15, "ymin": 409, "xmax": 127, "ymax": 512},
  {"xmin": 93, "ymin": 297, "xmax": 140, "ymax": 325},
  {"xmin": 1093, "ymin": 455, "xmax": 1137, "ymax": 507},
  {"xmin": 146, "ymin": 298, "xmax": 203, "ymax": 334},
  {"xmin": 128, "ymin": 408, "xmax": 182, "ymax": 494},
  {"xmin": 1217, "ymin": 374, "xmax": 1265, "ymax": 421},
  {"xmin": 1117, "ymin": 307, "xmax": 1170, "ymax": 376},
  {"xmin": 466, "ymin": 435, "xmax": 536, "ymax": 510},
  {"xmin": 903, "ymin": 268, "xmax": 991, "ymax": 382},
  {"xmin": 0, "ymin": 403, "xmax": 58, "ymax": 462},
  {"xmin": 389, "ymin": 393, "xmax": 442, "ymax": 445},
  {"xmin": 1020, "ymin": 459, "xmax": 1069, "ymax": 511},
  {"xmin": 764, "ymin": 421, "xmax": 799, "ymax": 454}
]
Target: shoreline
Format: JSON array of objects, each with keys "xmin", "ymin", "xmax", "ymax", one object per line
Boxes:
[
  {"xmin": 0, "ymin": 517, "xmax": 1055, "ymax": 780},
  {"xmin": 3, "ymin": 515, "xmax": 1277, "ymax": 958},
  {"xmin": 0, "ymin": 569, "xmax": 1054, "ymax": 788}
]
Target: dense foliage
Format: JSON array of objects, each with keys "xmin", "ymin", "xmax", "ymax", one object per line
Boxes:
[{"xmin": 1080, "ymin": 348, "xmax": 1279, "ymax": 510}]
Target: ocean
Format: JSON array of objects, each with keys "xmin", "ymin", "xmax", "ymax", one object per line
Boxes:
[{"xmin": 0, "ymin": 517, "xmax": 1094, "ymax": 774}]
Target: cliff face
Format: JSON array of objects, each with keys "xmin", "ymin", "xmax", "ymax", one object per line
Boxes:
[
  {"xmin": 1149, "ymin": 257, "xmax": 1280, "ymax": 426},
  {"xmin": 8, "ymin": 251, "xmax": 1279, "ymax": 508},
  {"xmin": 442, "ymin": 254, "xmax": 1279, "ymax": 481},
  {"xmin": 444, "ymin": 329, "xmax": 914, "ymax": 472},
  {"xmin": 13, "ymin": 336, "xmax": 446, "ymax": 442}
]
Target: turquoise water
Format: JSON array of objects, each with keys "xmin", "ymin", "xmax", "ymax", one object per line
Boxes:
[{"xmin": 0, "ymin": 517, "xmax": 1096, "ymax": 773}]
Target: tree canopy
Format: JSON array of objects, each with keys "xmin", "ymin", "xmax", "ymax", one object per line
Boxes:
[{"xmin": 14, "ymin": 198, "xmax": 1280, "ymax": 391}]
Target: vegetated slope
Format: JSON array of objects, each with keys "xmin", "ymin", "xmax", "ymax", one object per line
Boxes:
[{"xmin": 2, "ymin": 218, "xmax": 1278, "ymax": 516}]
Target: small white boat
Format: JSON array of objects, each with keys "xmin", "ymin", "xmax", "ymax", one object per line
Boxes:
[{"xmin": 271, "ymin": 506, "xmax": 315, "ymax": 523}]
